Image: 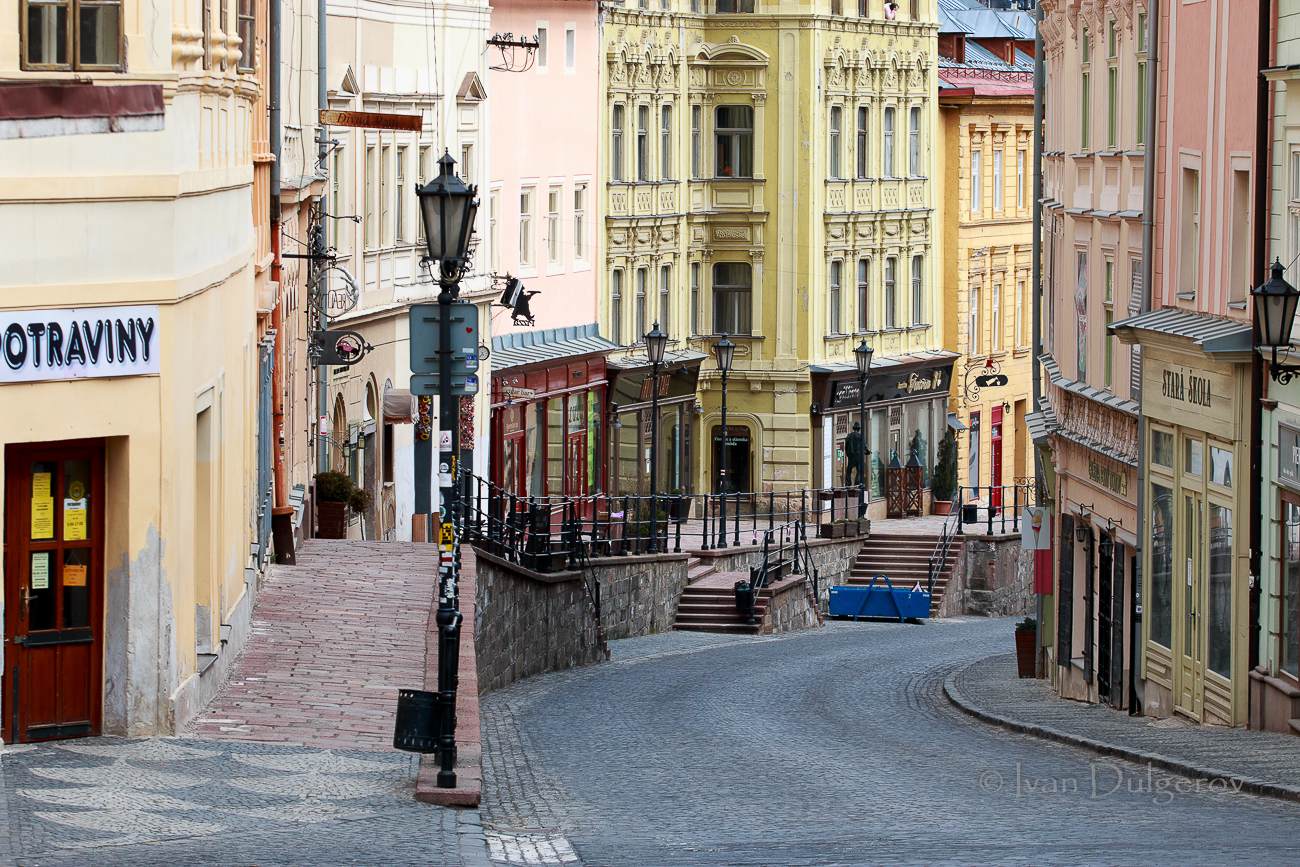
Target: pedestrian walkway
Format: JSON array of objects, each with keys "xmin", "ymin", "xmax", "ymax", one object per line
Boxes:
[
  {"xmin": 946, "ymin": 653, "xmax": 1300, "ymax": 803},
  {"xmin": 191, "ymin": 540, "xmax": 439, "ymax": 750}
]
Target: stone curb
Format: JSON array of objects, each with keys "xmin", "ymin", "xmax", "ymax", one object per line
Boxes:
[
  {"xmin": 943, "ymin": 657, "xmax": 1300, "ymax": 805},
  {"xmin": 416, "ymin": 550, "xmax": 483, "ymax": 808}
]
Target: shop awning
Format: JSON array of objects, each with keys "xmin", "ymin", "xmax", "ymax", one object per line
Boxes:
[
  {"xmin": 0, "ymin": 82, "xmax": 165, "ymax": 139},
  {"xmin": 490, "ymin": 323, "xmax": 619, "ymax": 372},
  {"xmin": 1109, "ymin": 308, "xmax": 1252, "ymax": 360},
  {"xmin": 810, "ymin": 349, "xmax": 960, "ymax": 376},
  {"xmin": 947, "ymin": 412, "xmax": 968, "ymax": 431},
  {"xmin": 607, "ymin": 348, "xmax": 709, "ymax": 373},
  {"xmin": 383, "ymin": 389, "xmax": 417, "ymax": 424}
]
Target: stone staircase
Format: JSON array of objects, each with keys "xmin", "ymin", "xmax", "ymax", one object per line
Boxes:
[{"xmin": 844, "ymin": 532, "xmax": 961, "ymax": 617}]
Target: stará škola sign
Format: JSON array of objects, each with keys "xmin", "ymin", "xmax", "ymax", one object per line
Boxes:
[{"xmin": 1, "ymin": 306, "xmax": 160, "ymax": 384}]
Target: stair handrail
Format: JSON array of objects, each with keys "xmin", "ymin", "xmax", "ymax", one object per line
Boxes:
[
  {"xmin": 749, "ymin": 516, "xmax": 806, "ymax": 597},
  {"xmin": 927, "ymin": 506, "xmax": 959, "ymax": 598}
]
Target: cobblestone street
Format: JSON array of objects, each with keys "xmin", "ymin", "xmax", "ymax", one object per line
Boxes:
[{"xmin": 480, "ymin": 618, "xmax": 1300, "ymax": 867}]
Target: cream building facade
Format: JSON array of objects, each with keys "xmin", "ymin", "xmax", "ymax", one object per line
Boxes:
[
  {"xmin": 0, "ymin": 0, "xmax": 274, "ymax": 737},
  {"xmin": 599, "ymin": 0, "xmax": 950, "ymax": 513}
]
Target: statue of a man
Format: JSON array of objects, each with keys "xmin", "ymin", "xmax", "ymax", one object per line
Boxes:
[{"xmin": 844, "ymin": 422, "xmax": 866, "ymax": 488}]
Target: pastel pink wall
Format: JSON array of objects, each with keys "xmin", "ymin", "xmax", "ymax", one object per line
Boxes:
[
  {"xmin": 487, "ymin": 0, "xmax": 600, "ymax": 337},
  {"xmin": 1151, "ymin": 0, "xmax": 1259, "ymax": 317}
]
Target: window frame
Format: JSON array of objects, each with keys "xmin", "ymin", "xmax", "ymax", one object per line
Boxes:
[
  {"xmin": 661, "ymin": 104, "xmax": 673, "ymax": 180},
  {"xmin": 911, "ymin": 255, "xmax": 924, "ymax": 326},
  {"xmin": 714, "ymin": 105, "xmax": 754, "ymax": 179},
  {"xmin": 857, "ymin": 258, "xmax": 871, "ymax": 332},
  {"xmin": 519, "ymin": 186, "xmax": 535, "ymax": 269},
  {"xmin": 573, "ymin": 183, "xmax": 587, "ymax": 263},
  {"xmin": 712, "ymin": 262, "xmax": 753, "ymax": 335},
  {"xmin": 883, "ymin": 107, "xmax": 895, "ymax": 179},
  {"xmin": 637, "ymin": 104, "xmax": 650, "ymax": 182},
  {"xmin": 908, "ymin": 106, "xmax": 920, "ymax": 177},
  {"xmin": 829, "ymin": 106, "xmax": 842, "ymax": 180},
  {"xmin": 829, "ymin": 259, "xmax": 843, "ymax": 335},
  {"xmin": 993, "ymin": 148, "xmax": 1003, "ymax": 212},
  {"xmin": 611, "ymin": 269, "xmax": 624, "ymax": 345},
  {"xmin": 547, "ymin": 184, "xmax": 562, "ymax": 267},
  {"xmin": 857, "ymin": 106, "xmax": 869, "ymax": 179},
  {"xmin": 884, "ymin": 256, "xmax": 897, "ymax": 330},
  {"xmin": 612, "ymin": 104, "xmax": 625, "ymax": 182},
  {"xmin": 691, "ymin": 105, "xmax": 702, "ymax": 179}
]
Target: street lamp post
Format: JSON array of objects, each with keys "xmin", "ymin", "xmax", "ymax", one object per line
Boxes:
[
  {"xmin": 645, "ymin": 322, "xmax": 669, "ymax": 554},
  {"xmin": 714, "ymin": 335, "xmax": 736, "ymax": 549},
  {"xmin": 1253, "ymin": 258, "xmax": 1300, "ymax": 383},
  {"xmin": 416, "ymin": 151, "xmax": 477, "ymax": 790},
  {"xmin": 854, "ymin": 340, "xmax": 874, "ymax": 520}
]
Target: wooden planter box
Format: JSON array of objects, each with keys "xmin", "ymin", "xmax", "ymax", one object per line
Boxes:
[
  {"xmin": 932, "ymin": 500, "xmax": 953, "ymax": 516},
  {"xmin": 1015, "ymin": 629, "xmax": 1037, "ymax": 678},
  {"xmin": 318, "ymin": 501, "xmax": 349, "ymax": 539}
]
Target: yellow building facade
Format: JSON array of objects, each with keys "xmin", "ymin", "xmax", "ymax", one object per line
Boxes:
[
  {"xmin": 936, "ymin": 38, "xmax": 1037, "ymax": 509},
  {"xmin": 0, "ymin": 0, "xmax": 273, "ymax": 737},
  {"xmin": 600, "ymin": 0, "xmax": 951, "ymax": 514}
]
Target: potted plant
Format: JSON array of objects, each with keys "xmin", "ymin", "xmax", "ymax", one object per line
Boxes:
[
  {"xmin": 315, "ymin": 471, "xmax": 371, "ymax": 539},
  {"xmin": 856, "ymin": 517, "xmax": 871, "ymax": 536},
  {"xmin": 668, "ymin": 489, "xmax": 693, "ymax": 520},
  {"xmin": 628, "ymin": 502, "xmax": 668, "ymax": 553},
  {"xmin": 1015, "ymin": 617, "xmax": 1037, "ymax": 678},
  {"xmin": 932, "ymin": 429, "xmax": 958, "ymax": 516}
]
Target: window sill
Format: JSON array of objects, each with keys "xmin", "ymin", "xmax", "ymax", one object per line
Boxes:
[
  {"xmin": 1227, "ymin": 300, "xmax": 1248, "ymax": 310},
  {"xmin": 1176, "ymin": 292, "xmax": 1196, "ymax": 301}
]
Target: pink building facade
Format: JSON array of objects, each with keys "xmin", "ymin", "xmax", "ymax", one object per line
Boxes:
[{"xmin": 486, "ymin": 1, "xmax": 614, "ymax": 498}]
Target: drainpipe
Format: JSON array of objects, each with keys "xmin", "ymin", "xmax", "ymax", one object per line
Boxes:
[
  {"xmin": 269, "ymin": 0, "xmax": 286, "ymax": 511},
  {"xmin": 1249, "ymin": 0, "xmax": 1274, "ymax": 681},
  {"xmin": 1131, "ymin": 0, "xmax": 1160, "ymax": 717},
  {"xmin": 315, "ymin": 0, "xmax": 330, "ymax": 482},
  {"xmin": 1031, "ymin": 1, "xmax": 1045, "ymax": 677}
]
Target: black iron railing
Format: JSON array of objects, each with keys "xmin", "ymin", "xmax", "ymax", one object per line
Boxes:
[
  {"xmin": 954, "ymin": 483, "xmax": 1041, "ymax": 536},
  {"xmin": 749, "ymin": 517, "xmax": 819, "ymax": 602},
  {"xmin": 928, "ymin": 506, "xmax": 959, "ymax": 597}
]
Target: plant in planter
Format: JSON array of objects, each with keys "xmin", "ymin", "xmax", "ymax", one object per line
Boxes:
[
  {"xmin": 627, "ymin": 502, "xmax": 669, "ymax": 552},
  {"xmin": 315, "ymin": 471, "xmax": 370, "ymax": 540},
  {"xmin": 667, "ymin": 488, "xmax": 693, "ymax": 520},
  {"xmin": 1015, "ymin": 617, "xmax": 1037, "ymax": 678},
  {"xmin": 931, "ymin": 429, "xmax": 958, "ymax": 516}
]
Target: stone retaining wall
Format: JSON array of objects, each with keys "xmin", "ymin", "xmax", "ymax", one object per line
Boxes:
[
  {"xmin": 692, "ymin": 537, "xmax": 866, "ymax": 612},
  {"xmin": 762, "ymin": 578, "xmax": 822, "ymax": 633},
  {"xmin": 591, "ymin": 553, "xmax": 690, "ymax": 641},
  {"xmin": 938, "ymin": 535, "xmax": 1033, "ymax": 617}
]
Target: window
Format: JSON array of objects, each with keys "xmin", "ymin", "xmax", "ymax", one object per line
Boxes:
[
  {"xmin": 659, "ymin": 265, "xmax": 671, "ymax": 327},
  {"xmin": 536, "ymin": 26, "xmax": 548, "ymax": 70},
  {"xmin": 883, "ymin": 108, "xmax": 895, "ymax": 178},
  {"xmin": 1137, "ymin": 12, "xmax": 1148, "ymax": 147},
  {"xmin": 829, "ymin": 107, "xmax": 842, "ymax": 179},
  {"xmin": 1229, "ymin": 169, "xmax": 1251, "ymax": 305},
  {"xmin": 573, "ymin": 184, "xmax": 587, "ymax": 262},
  {"xmin": 237, "ymin": 0, "xmax": 255, "ymax": 71},
  {"xmin": 716, "ymin": 0, "xmax": 754, "ymax": 11},
  {"xmin": 991, "ymin": 282, "xmax": 1001, "ymax": 351},
  {"xmin": 662, "ymin": 105, "xmax": 672, "ymax": 180},
  {"xmin": 460, "ymin": 144, "xmax": 473, "ymax": 182},
  {"xmin": 969, "ymin": 283, "xmax": 981, "ymax": 355},
  {"xmin": 1179, "ymin": 167, "xmax": 1200, "ymax": 297},
  {"xmin": 858, "ymin": 0, "xmax": 868, "ymax": 17},
  {"xmin": 418, "ymin": 146, "xmax": 430, "ymax": 240},
  {"xmin": 637, "ymin": 105, "xmax": 650, "ymax": 182},
  {"xmin": 565, "ymin": 27, "xmax": 575, "ymax": 70},
  {"xmin": 715, "ymin": 106, "xmax": 754, "ymax": 178},
  {"xmin": 912, "ymin": 255, "xmax": 923, "ymax": 326},
  {"xmin": 857, "ymin": 259, "xmax": 871, "ymax": 332},
  {"xmin": 547, "ymin": 186, "xmax": 562, "ymax": 265},
  {"xmin": 1017, "ymin": 148, "xmax": 1026, "ymax": 209},
  {"xmin": 330, "ymin": 149, "xmax": 343, "ymax": 249},
  {"xmin": 24, "ymin": 0, "xmax": 124, "ymax": 68},
  {"xmin": 829, "ymin": 261, "xmax": 842, "ymax": 334},
  {"xmin": 1081, "ymin": 29, "xmax": 1091, "ymax": 151},
  {"xmin": 1291, "ymin": 152, "xmax": 1300, "ymax": 282},
  {"xmin": 971, "ymin": 149, "xmax": 982, "ymax": 213},
  {"xmin": 1104, "ymin": 309, "xmax": 1114, "ymax": 389},
  {"xmin": 635, "ymin": 268, "xmax": 648, "ymax": 339},
  {"xmin": 1016, "ymin": 279, "xmax": 1026, "ymax": 347},
  {"xmin": 519, "ymin": 188, "xmax": 534, "ymax": 267},
  {"xmin": 713, "ymin": 262, "xmax": 753, "ymax": 334},
  {"xmin": 691, "ymin": 262, "xmax": 701, "ymax": 334},
  {"xmin": 857, "ymin": 107, "xmax": 869, "ymax": 178},
  {"xmin": 691, "ymin": 105, "xmax": 702, "ymax": 178},
  {"xmin": 380, "ymin": 145, "xmax": 391, "ymax": 245},
  {"xmin": 909, "ymin": 107, "xmax": 920, "ymax": 176},
  {"xmin": 1283, "ymin": 498, "xmax": 1300, "ymax": 682},
  {"xmin": 993, "ymin": 149, "xmax": 1003, "ymax": 211},
  {"xmin": 612, "ymin": 105, "xmax": 624, "ymax": 182},
  {"xmin": 489, "ymin": 190, "xmax": 500, "ymax": 271},
  {"xmin": 611, "ymin": 270, "xmax": 624, "ymax": 345},
  {"xmin": 395, "ymin": 147, "xmax": 407, "ymax": 241},
  {"xmin": 1107, "ymin": 20, "xmax": 1119, "ymax": 149},
  {"xmin": 884, "ymin": 257, "xmax": 897, "ymax": 329},
  {"xmin": 365, "ymin": 145, "xmax": 376, "ymax": 249}
]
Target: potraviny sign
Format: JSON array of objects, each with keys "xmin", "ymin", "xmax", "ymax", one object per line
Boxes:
[{"xmin": 1, "ymin": 306, "xmax": 160, "ymax": 383}]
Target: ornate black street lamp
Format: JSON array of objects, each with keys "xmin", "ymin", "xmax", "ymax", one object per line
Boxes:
[
  {"xmin": 714, "ymin": 334, "xmax": 736, "ymax": 548},
  {"xmin": 1253, "ymin": 258, "xmax": 1300, "ymax": 383},
  {"xmin": 854, "ymin": 339, "xmax": 874, "ymax": 519},
  {"xmin": 415, "ymin": 150, "xmax": 477, "ymax": 791},
  {"xmin": 645, "ymin": 322, "xmax": 669, "ymax": 554}
]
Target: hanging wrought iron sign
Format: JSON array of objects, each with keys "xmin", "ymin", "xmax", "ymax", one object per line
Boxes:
[
  {"xmin": 311, "ymin": 330, "xmax": 373, "ymax": 367},
  {"xmin": 963, "ymin": 358, "xmax": 1008, "ymax": 403}
]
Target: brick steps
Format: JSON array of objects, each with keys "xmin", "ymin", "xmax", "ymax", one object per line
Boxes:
[{"xmin": 673, "ymin": 570, "xmax": 779, "ymax": 634}]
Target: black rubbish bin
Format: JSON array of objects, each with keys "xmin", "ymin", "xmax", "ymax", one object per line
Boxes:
[
  {"xmin": 393, "ymin": 688, "xmax": 441, "ymax": 753},
  {"xmin": 962, "ymin": 504, "xmax": 979, "ymax": 525},
  {"xmin": 734, "ymin": 580, "xmax": 755, "ymax": 623}
]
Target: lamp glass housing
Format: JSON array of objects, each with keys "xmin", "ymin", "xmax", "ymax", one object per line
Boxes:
[
  {"xmin": 714, "ymin": 334, "xmax": 736, "ymax": 372},
  {"xmin": 646, "ymin": 322, "xmax": 669, "ymax": 364},
  {"xmin": 854, "ymin": 339, "xmax": 874, "ymax": 376},
  {"xmin": 417, "ymin": 152, "xmax": 478, "ymax": 263}
]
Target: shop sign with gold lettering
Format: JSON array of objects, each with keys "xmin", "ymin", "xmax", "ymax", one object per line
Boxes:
[{"xmin": 1142, "ymin": 352, "xmax": 1237, "ymax": 434}]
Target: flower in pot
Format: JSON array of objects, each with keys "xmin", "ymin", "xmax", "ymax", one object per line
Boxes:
[
  {"xmin": 315, "ymin": 471, "xmax": 358, "ymax": 539},
  {"xmin": 931, "ymin": 429, "xmax": 958, "ymax": 516},
  {"xmin": 1015, "ymin": 616, "xmax": 1037, "ymax": 678},
  {"xmin": 668, "ymin": 488, "xmax": 692, "ymax": 520}
]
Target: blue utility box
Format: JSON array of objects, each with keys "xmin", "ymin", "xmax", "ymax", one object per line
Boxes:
[{"xmin": 828, "ymin": 575, "xmax": 930, "ymax": 622}]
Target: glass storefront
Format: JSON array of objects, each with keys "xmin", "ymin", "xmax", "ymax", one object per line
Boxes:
[{"xmin": 828, "ymin": 395, "xmax": 945, "ymax": 499}]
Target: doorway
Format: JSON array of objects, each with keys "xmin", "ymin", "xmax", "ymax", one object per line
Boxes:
[
  {"xmin": 1177, "ymin": 492, "xmax": 1205, "ymax": 720},
  {"xmin": 3, "ymin": 441, "xmax": 105, "ymax": 743},
  {"xmin": 712, "ymin": 425, "xmax": 750, "ymax": 494},
  {"xmin": 990, "ymin": 406, "xmax": 1004, "ymax": 510}
]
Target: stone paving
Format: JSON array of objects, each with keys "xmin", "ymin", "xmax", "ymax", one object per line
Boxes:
[
  {"xmin": 947, "ymin": 653, "xmax": 1300, "ymax": 801},
  {"xmin": 480, "ymin": 617, "xmax": 1300, "ymax": 866},
  {"xmin": 0, "ymin": 541, "xmax": 488, "ymax": 867}
]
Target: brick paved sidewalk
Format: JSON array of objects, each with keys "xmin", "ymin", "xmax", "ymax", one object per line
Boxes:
[
  {"xmin": 946, "ymin": 653, "xmax": 1300, "ymax": 803},
  {"xmin": 190, "ymin": 540, "xmax": 440, "ymax": 750}
]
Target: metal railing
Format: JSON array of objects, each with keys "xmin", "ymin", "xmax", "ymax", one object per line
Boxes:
[
  {"xmin": 928, "ymin": 506, "xmax": 959, "ymax": 597},
  {"xmin": 955, "ymin": 483, "xmax": 1041, "ymax": 536}
]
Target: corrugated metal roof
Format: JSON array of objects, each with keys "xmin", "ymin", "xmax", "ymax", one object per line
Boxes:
[
  {"xmin": 809, "ymin": 349, "xmax": 960, "ymax": 375},
  {"xmin": 1109, "ymin": 307, "xmax": 1251, "ymax": 351},
  {"xmin": 939, "ymin": 9, "xmax": 975, "ymax": 33},
  {"xmin": 607, "ymin": 348, "xmax": 708, "ymax": 370},
  {"xmin": 1039, "ymin": 353, "xmax": 1139, "ymax": 416},
  {"xmin": 490, "ymin": 323, "xmax": 620, "ymax": 371}
]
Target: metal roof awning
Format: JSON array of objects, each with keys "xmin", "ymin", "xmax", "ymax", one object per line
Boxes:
[
  {"xmin": 1039, "ymin": 354, "xmax": 1139, "ymax": 416},
  {"xmin": 607, "ymin": 348, "xmax": 708, "ymax": 373},
  {"xmin": 1024, "ymin": 408, "xmax": 1055, "ymax": 447},
  {"xmin": 1109, "ymin": 308, "xmax": 1252, "ymax": 360},
  {"xmin": 0, "ymin": 82, "xmax": 166, "ymax": 140},
  {"xmin": 947, "ymin": 412, "xmax": 968, "ymax": 431},
  {"xmin": 810, "ymin": 349, "xmax": 960, "ymax": 376},
  {"xmin": 489, "ymin": 323, "xmax": 620, "ymax": 373}
]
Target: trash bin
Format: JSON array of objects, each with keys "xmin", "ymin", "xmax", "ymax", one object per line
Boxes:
[
  {"xmin": 962, "ymin": 504, "xmax": 979, "ymax": 525},
  {"xmin": 393, "ymin": 688, "xmax": 441, "ymax": 753},
  {"xmin": 734, "ymin": 580, "xmax": 754, "ymax": 623}
]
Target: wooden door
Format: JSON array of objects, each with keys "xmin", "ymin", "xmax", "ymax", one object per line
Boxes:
[
  {"xmin": 3, "ymin": 442, "xmax": 105, "ymax": 743},
  {"xmin": 1177, "ymin": 491, "xmax": 1205, "ymax": 720},
  {"xmin": 990, "ymin": 406, "xmax": 1004, "ymax": 510}
]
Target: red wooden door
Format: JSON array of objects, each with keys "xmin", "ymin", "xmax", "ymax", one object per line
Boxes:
[
  {"xmin": 990, "ymin": 406, "xmax": 1004, "ymax": 510},
  {"xmin": 3, "ymin": 441, "xmax": 105, "ymax": 743}
]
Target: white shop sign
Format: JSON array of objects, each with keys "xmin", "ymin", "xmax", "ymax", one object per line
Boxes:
[{"xmin": 1, "ymin": 306, "xmax": 160, "ymax": 383}]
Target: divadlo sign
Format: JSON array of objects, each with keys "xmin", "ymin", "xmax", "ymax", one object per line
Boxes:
[{"xmin": 1, "ymin": 306, "xmax": 160, "ymax": 383}]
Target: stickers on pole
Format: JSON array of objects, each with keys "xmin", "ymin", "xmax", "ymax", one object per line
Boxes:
[
  {"xmin": 440, "ymin": 522, "xmax": 454, "ymax": 547},
  {"xmin": 439, "ymin": 431, "xmax": 452, "ymax": 450}
]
